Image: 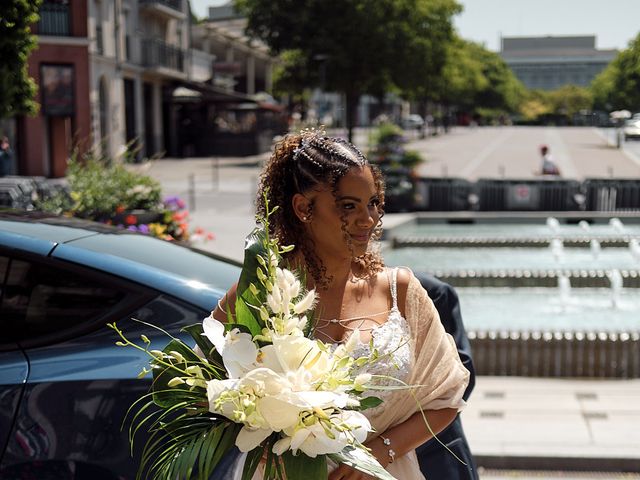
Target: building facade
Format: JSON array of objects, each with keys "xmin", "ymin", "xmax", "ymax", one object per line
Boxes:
[
  {"xmin": 17, "ymin": 0, "xmax": 281, "ymax": 176},
  {"xmin": 21, "ymin": 0, "xmax": 91, "ymax": 177},
  {"xmin": 500, "ymin": 35, "xmax": 617, "ymax": 91},
  {"xmin": 88, "ymin": 0, "xmax": 198, "ymax": 160}
]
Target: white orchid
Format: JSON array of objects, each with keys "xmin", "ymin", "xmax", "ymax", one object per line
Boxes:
[
  {"xmin": 273, "ymin": 409, "xmax": 371, "ymax": 458},
  {"xmin": 202, "ymin": 314, "xmax": 258, "ymax": 378}
]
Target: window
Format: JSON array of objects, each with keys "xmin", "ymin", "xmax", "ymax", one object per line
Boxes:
[
  {"xmin": 0, "ymin": 255, "xmax": 8, "ymax": 300},
  {"xmin": 1, "ymin": 258, "xmax": 128, "ymax": 343}
]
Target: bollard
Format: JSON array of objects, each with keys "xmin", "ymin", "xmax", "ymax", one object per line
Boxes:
[
  {"xmin": 211, "ymin": 157, "xmax": 220, "ymax": 192},
  {"xmin": 188, "ymin": 173, "xmax": 196, "ymax": 212}
]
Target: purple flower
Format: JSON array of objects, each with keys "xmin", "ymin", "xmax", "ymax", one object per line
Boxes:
[
  {"xmin": 163, "ymin": 195, "xmax": 186, "ymax": 211},
  {"xmin": 127, "ymin": 225, "xmax": 138, "ymax": 232},
  {"xmin": 138, "ymin": 224, "xmax": 150, "ymax": 234}
]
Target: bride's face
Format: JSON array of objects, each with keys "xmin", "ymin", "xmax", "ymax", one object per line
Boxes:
[{"xmin": 302, "ymin": 166, "xmax": 381, "ymax": 260}]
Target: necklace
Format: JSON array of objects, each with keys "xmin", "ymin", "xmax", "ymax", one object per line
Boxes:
[{"xmin": 314, "ymin": 308, "xmax": 391, "ymax": 329}]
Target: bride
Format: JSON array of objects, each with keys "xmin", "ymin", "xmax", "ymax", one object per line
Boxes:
[{"xmin": 213, "ymin": 131, "xmax": 469, "ymax": 479}]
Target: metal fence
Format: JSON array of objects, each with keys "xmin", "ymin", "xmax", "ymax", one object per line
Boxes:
[
  {"xmin": 476, "ymin": 179, "xmax": 583, "ymax": 211},
  {"xmin": 584, "ymin": 179, "xmax": 640, "ymax": 212},
  {"xmin": 412, "ymin": 177, "xmax": 473, "ymax": 211}
]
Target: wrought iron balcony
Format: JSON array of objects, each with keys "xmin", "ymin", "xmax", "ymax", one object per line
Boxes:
[
  {"xmin": 141, "ymin": 38, "xmax": 184, "ymax": 72},
  {"xmin": 37, "ymin": 1, "xmax": 70, "ymax": 36},
  {"xmin": 139, "ymin": 0, "xmax": 183, "ymax": 13}
]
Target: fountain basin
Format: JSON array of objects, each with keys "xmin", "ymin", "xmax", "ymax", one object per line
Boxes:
[{"xmin": 384, "ymin": 246, "xmax": 640, "ymax": 272}]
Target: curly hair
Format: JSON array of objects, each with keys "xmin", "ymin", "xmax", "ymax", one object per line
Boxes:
[{"xmin": 256, "ymin": 130, "xmax": 385, "ymax": 288}]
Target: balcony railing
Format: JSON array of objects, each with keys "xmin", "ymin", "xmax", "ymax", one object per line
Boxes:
[
  {"xmin": 141, "ymin": 38, "xmax": 184, "ymax": 72},
  {"xmin": 139, "ymin": 0, "xmax": 182, "ymax": 11},
  {"xmin": 37, "ymin": 2, "xmax": 70, "ymax": 36}
]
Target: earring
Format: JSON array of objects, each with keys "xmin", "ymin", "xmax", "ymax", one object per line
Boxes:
[{"xmin": 302, "ymin": 216, "xmax": 308, "ymax": 221}]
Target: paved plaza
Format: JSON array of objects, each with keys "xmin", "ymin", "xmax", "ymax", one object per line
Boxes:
[{"xmin": 132, "ymin": 126, "xmax": 640, "ymax": 477}]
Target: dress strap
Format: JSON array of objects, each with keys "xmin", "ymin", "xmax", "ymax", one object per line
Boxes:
[{"xmin": 389, "ymin": 267, "xmax": 399, "ymax": 311}]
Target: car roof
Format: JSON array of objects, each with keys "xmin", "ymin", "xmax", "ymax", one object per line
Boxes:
[{"xmin": 0, "ymin": 211, "xmax": 241, "ymax": 311}]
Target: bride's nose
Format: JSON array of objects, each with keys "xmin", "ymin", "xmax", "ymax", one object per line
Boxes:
[{"xmin": 356, "ymin": 206, "xmax": 377, "ymax": 227}]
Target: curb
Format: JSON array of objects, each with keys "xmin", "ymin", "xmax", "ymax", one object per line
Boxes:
[{"xmin": 475, "ymin": 455, "xmax": 640, "ymax": 473}]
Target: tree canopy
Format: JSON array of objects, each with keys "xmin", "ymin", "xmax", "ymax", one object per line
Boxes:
[
  {"xmin": 235, "ymin": 0, "xmax": 461, "ymax": 140},
  {"xmin": 0, "ymin": 0, "xmax": 41, "ymax": 118},
  {"xmin": 590, "ymin": 32, "xmax": 640, "ymax": 112}
]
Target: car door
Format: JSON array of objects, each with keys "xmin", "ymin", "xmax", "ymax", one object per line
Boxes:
[
  {"xmin": 0, "ymin": 254, "xmax": 30, "ymax": 463},
  {"xmin": 0, "ymin": 253, "xmax": 157, "ymax": 479}
]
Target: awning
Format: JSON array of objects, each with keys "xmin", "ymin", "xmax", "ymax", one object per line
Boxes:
[{"xmin": 169, "ymin": 80, "xmax": 257, "ymax": 104}]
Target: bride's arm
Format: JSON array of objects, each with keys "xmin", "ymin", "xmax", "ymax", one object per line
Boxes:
[
  {"xmin": 212, "ymin": 283, "xmax": 238, "ymax": 322},
  {"xmin": 366, "ymin": 408, "xmax": 458, "ymax": 468}
]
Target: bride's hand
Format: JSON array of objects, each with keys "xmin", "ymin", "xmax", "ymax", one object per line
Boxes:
[{"xmin": 327, "ymin": 437, "xmax": 389, "ymax": 480}]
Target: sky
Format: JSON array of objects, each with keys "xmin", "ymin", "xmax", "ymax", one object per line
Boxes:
[{"xmin": 189, "ymin": 0, "xmax": 640, "ymax": 52}]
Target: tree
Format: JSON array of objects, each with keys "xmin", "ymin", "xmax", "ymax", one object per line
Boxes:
[
  {"xmin": 548, "ymin": 85, "xmax": 593, "ymax": 119},
  {"xmin": 420, "ymin": 38, "xmax": 524, "ymax": 124},
  {"xmin": 0, "ymin": 0, "xmax": 41, "ymax": 118},
  {"xmin": 235, "ymin": 0, "xmax": 461, "ymax": 141},
  {"xmin": 590, "ymin": 32, "xmax": 640, "ymax": 112}
]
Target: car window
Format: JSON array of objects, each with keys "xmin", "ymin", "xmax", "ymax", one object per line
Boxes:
[
  {"xmin": 1, "ymin": 258, "xmax": 128, "ymax": 343},
  {"xmin": 0, "ymin": 255, "xmax": 8, "ymax": 294}
]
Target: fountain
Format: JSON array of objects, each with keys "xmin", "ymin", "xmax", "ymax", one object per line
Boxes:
[
  {"xmin": 384, "ymin": 214, "xmax": 640, "ymax": 378},
  {"xmin": 558, "ymin": 274, "xmax": 572, "ymax": 311},
  {"xmin": 549, "ymin": 238, "xmax": 564, "ymax": 263},
  {"xmin": 609, "ymin": 217, "xmax": 625, "ymax": 233},
  {"xmin": 590, "ymin": 239, "xmax": 601, "ymax": 260},
  {"xmin": 630, "ymin": 238, "xmax": 640, "ymax": 262},
  {"xmin": 608, "ymin": 269, "xmax": 623, "ymax": 309},
  {"xmin": 546, "ymin": 216, "xmax": 560, "ymax": 234},
  {"xmin": 579, "ymin": 220, "xmax": 591, "ymax": 232}
]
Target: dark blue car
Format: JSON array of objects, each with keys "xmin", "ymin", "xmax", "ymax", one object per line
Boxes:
[{"xmin": 0, "ymin": 211, "xmax": 241, "ymax": 479}]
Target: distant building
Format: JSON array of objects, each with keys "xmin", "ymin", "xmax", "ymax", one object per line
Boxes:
[{"xmin": 500, "ymin": 35, "xmax": 617, "ymax": 90}]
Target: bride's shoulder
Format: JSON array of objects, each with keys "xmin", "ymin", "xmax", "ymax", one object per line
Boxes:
[
  {"xmin": 384, "ymin": 265, "xmax": 415, "ymax": 288},
  {"xmin": 383, "ymin": 266, "xmax": 417, "ymax": 310}
]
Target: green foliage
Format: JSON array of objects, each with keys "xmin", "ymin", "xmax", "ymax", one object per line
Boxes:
[
  {"xmin": 518, "ymin": 86, "xmax": 593, "ymax": 123},
  {"xmin": 590, "ymin": 32, "xmax": 640, "ymax": 112},
  {"xmin": 548, "ymin": 85, "xmax": 593, "ymax": 117},
  {"xmin": 369, "ymin": 122, "xmax": 404, "ymax": 146},
  {"xmin": 37, "ymin": 151, "xmax": 162, "ymax": 220},
  {"xmin": 423, "ymin": 37, "xmax": 525, "ymax": 118},
  {"xmin": 235, "ymin": 0, "xmax": 460, "ymax": 139},
  {"xmin": 35, "ymin": 149, "xmax": 205, "ymax": 242},
  {"xmin": 0, "ymin": 0, "xmax": 42, "ymax": 118},
  {"xmin": 368, "ymin": 123, "xmax": 424, "ymax": 169}
]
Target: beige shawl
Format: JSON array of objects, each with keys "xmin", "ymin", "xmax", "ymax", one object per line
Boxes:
[{"xmin": 366, "ymin": 272, "xmax": 470, "ymax": 479}]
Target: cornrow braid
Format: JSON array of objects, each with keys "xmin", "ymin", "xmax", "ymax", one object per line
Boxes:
[{"xmin": 256, "ymin": 130, "xmax": 385, "ymax": 288}]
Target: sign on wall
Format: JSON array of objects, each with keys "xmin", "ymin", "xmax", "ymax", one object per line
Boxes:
[{"xmin": 41, "ymin": 64, "xmax": 75, "ymax": 116}]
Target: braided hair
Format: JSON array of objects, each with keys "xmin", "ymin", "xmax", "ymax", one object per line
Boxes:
[{"xmin": 256, "ymin": 130, "xmax": 385, "ymax": 288}]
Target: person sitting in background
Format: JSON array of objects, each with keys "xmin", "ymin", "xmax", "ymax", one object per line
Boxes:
[{"xmin": 539, "ymin": 145, "xmax": 561, "ymax": 176}]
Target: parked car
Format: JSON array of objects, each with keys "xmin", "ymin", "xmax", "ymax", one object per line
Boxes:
[
  {"xmin": 623, "ymin": 119, "xmax": 640, "ymax": 141},
  {"xmin": 0, "ymin": 211, "xmax": 241, "ymax": 479},
  {"xmin": 401, "ymin": 114, "xmax": 425, "ymax": 130}
]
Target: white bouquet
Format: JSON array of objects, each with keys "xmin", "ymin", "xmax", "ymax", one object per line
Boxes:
[{"xmin": 109, "ymin": 198, "xmax": 397, "ymax": 479}]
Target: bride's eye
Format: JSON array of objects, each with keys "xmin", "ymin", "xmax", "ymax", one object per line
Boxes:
[{"xmin": 341, "ymin": 202, "xmax": 356, "ymax": 210}]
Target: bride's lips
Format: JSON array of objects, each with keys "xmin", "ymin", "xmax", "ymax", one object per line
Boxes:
[{"xmin": 350, "ymin": 232, "xmax": 371, "ymax": 243}]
